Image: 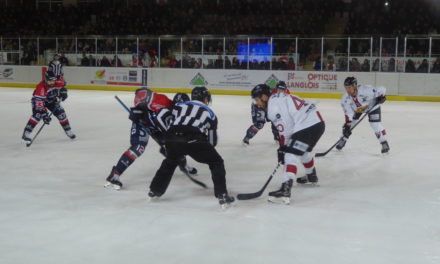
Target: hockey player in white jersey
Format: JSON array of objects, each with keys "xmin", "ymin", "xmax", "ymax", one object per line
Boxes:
[
  {"xmin": 251, "ymin": 84, "xmax": 325, "ymax": 204},
  {"xmin": 336, "ymin": 77, "xmax": 389, "ymax": 153}
]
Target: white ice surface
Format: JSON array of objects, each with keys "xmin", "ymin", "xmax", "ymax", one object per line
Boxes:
[{"xmin": 0, "ymin": 88, "xmax": 439, "ymax": 264}]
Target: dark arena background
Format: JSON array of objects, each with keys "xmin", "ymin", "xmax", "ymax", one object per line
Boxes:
[{"xmin": 0, "ymin": 1, "xmax": 439, "ymax": 264}]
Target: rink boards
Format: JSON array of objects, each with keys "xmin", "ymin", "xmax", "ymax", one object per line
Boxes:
[{"xmin": 1, "ymin": 65, "xmax": 440, "ymax": 101}]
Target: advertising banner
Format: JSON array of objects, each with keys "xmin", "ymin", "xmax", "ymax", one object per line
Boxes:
[
  {"xmin": 0, "ymin": 67, "xmax": 14, "ymax": 80},
  {"xmin": 90, "ymin": 68, "xmax": 142, "ymax": 86}
]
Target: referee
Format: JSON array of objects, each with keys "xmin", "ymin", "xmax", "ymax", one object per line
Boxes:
[{"xmin": 149, "ymin": 86, "xmax": 234, "ymax": 208}]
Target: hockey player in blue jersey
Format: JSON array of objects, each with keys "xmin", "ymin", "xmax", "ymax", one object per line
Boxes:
[
  {"xmin": 242, "ymin": 81, "xmax": 290, "ymax": 145},
  {"xmin": 105, "ymin": 89, "xmax": 197, "ymax": 190}
]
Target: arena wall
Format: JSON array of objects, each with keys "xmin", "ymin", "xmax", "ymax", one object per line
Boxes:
[{"xmin": 1, "ymin": 66, "xmax": 439, "ymax": 102}]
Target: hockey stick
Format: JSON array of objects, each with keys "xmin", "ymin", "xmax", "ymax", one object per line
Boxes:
[
  {"xmin": 315, "ymin": 103, "xmax": 378, "ymax": 157},
  {"xmin": 236, "ymin": 163, "xmax": 281, "ymax": 200},
  {"xmin": 26, "ymin": 113, "xmax": 53, "ymax": 148},
  {"xmin": 114, "ymin": 95, "xmax": 207, "ymax": 189}
]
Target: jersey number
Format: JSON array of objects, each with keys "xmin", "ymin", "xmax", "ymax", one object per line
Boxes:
[{"xmin": 290, "ymin": 95, "xmax": 307, "ymax": 110}]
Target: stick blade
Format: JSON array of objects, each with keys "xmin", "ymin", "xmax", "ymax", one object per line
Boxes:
[
  {"xmin": 236, "ymin": 191, "xmax": 262, "ymax": 200},
  {"xmin": 315, "ymin": 152, "xmax": 327, "ymax": 157}
]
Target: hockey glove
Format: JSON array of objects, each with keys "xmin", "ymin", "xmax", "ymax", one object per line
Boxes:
[
  {"xmin": 59, "ymin": 87, "xmax": 68, "ymax": 101},
  {"xmin": 342, "ymin": 123, "xmax": 352, "ymax": 138},
  {"xmin": 376, "ymin": 95, "xmax": 386, "ymax": 104},
  {"xmin": 42, "ymin": 112, "xmax": 52, "ymax": 125},
  {"xmin": 353, "ymin": 113, "xmax": 362, "ymax": 120},
  {"xmin": 277, "ymin": 147, "xmax": 286, "ymax": 165},
  {"xmin": 129, "ymin": 107, "xmax": 145, "ymax": 122}
]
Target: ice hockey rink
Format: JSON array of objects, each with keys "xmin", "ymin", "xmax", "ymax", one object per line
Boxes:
[{"xmin": 0, "ymin": 87, "xmax": 439, "ymax": 264}]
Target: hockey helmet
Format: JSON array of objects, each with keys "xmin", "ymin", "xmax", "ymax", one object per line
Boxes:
[
  {"xmin": 173, "ymin": 93, "xmax": 190, "ymax": 105},
  {"xmin": 275, "ymin": 81, "xmax": 287, "ymax": 90},
  {"xmin": 45, "ymin": 71, "xmax": 57, "ymax": 82},
  {"xmin": 134, "ymin": 87, "xmax": 154, "ymax": 110},
  {"xmin": 191, "ymin": 86, "xmax": 211, "ymax": 104},
  {"xmin": 251, "ymin": 84, "xmax": 271, "ymax": 99},
  {"xmin": 344, "ymin": 76, "xmax": 357, "ymax": 87}
]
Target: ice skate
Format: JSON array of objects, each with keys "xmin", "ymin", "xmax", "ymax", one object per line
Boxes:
[
  {"xmin": 217, "ymin": 193, "xmax": 235, "ymax": 209},
  {"xmin": 104, "ymin": 166, "xmax": 122, "ymax": 190},
  {"xmin": 22, "ymin": 130, "xmax": 32, "ymax": 146},
  {"xmin": 296, "ymin": 168, "xmax": 319, "ymax": 186},
  {"xmin": 65, "ymin": 129, "xmax": 76, "ymax": 140},
  {"xmin": 336, "ymin": 138, "xmax": 347, "ymax": 150},
  {"xmin": 381, "ymin": 141, "xmax": 390, "ymax": 154},
  {"xmin": 147, "ymin": 190, "xmax": 161, "ymax": 201},
  {"xmin": 242, "ymin": 136, "xmax": 250, "ymax": 146},
  {"xmin": 268, "ymin": 179, "xmax": 293, "ymax": 204}
]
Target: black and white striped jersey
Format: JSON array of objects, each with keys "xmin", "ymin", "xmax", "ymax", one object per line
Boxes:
[
  {"xmin": 170, "ymin": 100, "xmax": 218, "ymax": 146},
  {"xmin": 154, "ymin": 107, "xmax": 174, "ymax": 133},
  {"xmin": 48, "ymin": 60, "xmax": 63, "ymax": 77}
]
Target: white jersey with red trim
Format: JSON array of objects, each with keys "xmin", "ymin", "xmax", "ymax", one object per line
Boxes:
[
  {"xmin": 341, "ymin": 84, "xmax": 386, "ymax": 122},
  {"xmin": 267, "ymin": 93, "xmax": 323, "ymax": 146}
]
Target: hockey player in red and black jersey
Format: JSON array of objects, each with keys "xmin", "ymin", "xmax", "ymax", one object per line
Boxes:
[
  {"xmin": 242, "ymin": 81, "xmax": 290, "ymax": 145},
  {"xmin": 22, "ymin": 71, "xmax": 75, "ymax": 145},
  {"xmin": 105, "ymin": 88, "xmax": 197, "ymax": 190}
]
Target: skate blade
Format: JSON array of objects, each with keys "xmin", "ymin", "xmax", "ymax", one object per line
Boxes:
[
  {"xmin": 147, "ymin": 196, "xmax": 160, "ymax": 202},
  {"xmin": 298, "ymin": 182, "xmax": 320, "ymax": 187},
  {"xmin": 221, "ymin": 202, "xmax": 234, "ymax": 210},
  {"xmin": 267, "ymin": 196, "xmax": 291, "ymax": 205},
  {"xmin": 104, "ymin": 182, "xmax": 121, "ymax": 191}
]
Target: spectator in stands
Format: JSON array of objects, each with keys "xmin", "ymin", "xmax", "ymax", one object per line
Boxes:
[
  {"xmin": 431, "ymin": 58, "xmax": 440, "ymax": 73},
  {"xmin": 20, "ymin": 52, "xmax": 32, "ymax": 65},
  {"xmin": 214, "ymin": 55, "xmax": 223, "ymax": 69},
  {"xmin": 313, "ymin": 56, "xmax": 322, "ymax": 71},
  {"xmin": 224, "ymin": 56, "xmax": 232, "ymax": 69},
  {"xmin": 111, "ymin": 55, "xmax": 123, "ymax": 67},
  {"xmin": 388, "ymin": 58, "xmax": 396, "ymax": 72},
  {"xmin": 350, "ymin": 58, "xmax": 361, "ymax": 71},
  {"xmin": 168, "ymin": 55, "xmax": 178, "ymax": 68},
  {"xmin": 326, "ymin": 56, "xmax": 335, "ymax": 71},
  {"xmin": 372, "ymin": 58, "xmax": 380, "ymax": 71},
  {"xmin": 405, "ymin": 59, "xmax": 416, "ymax": 73},
  {"xmin": 89, "ymin": 55, "xmax": 96, "ymax": 67},
  {"xmin": 286, "ymin": 57, "xmax": 295, "ymax": 70},
  {"xmin": 59, "ymin": 53, "xmax": 69, "ymax": 66},
  {"xmin": 337, "ymin": 57, "xmax": 348, "ymax": 71},
  {"xmin": 100, "ymin": 56, "xmax": 111, "ymax": 67},
  {"xmin": 80, "ymin": 53, "xmax": 90, "ymax": 66},
  {"xmin": 416, "ymin": 59, "xmax": 429, "ymax": 73},
  {"xmin": 361, "ymin": 59, "xmax": 370, "ymax": 72}
]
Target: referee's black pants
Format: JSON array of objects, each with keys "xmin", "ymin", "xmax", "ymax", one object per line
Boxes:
[{"xmin": 150, "ymin": 133, "xmax": 227, "ymax": 198}]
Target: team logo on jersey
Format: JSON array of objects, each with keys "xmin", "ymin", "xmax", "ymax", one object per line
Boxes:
[
  {"xmin": 190, "ymin": 73, "xmax": 208, "ymax": 86},
  {"xmin": 265, "ymin": 74, "xmax": 279, "ymax": 89},
  {"xmin": 276, "ymin": 124, "xmax": 284, "ymax": 132}
]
